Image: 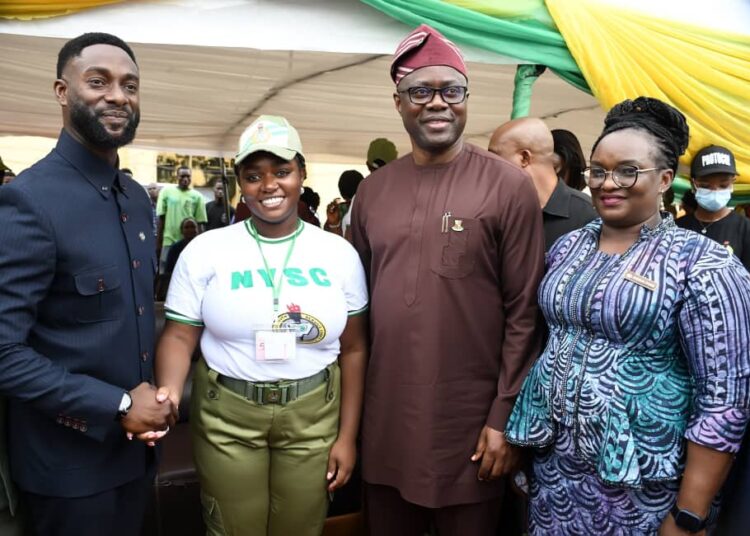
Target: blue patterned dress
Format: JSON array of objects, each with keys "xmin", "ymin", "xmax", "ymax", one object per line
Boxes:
[{"xmin": 507, "ymin": 215, "xmax": 750, "ymax": 535}]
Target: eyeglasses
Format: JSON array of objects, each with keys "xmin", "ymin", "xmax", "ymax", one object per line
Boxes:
[
  {"xmin": 398, "ymin": 86, "xmax": 468, "ymax": 105},
  {"xmin": 582, "ymin": 165, "xmax": 661, "ymax": 189}
]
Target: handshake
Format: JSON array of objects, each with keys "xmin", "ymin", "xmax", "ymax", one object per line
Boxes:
[{"xmin": 119, "ymin": 382, "xmax": 180, "ymax": 445}]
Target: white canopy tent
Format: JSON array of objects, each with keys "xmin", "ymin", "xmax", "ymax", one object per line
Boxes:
[{"xmin": 0, "ymin": 0, "xmax": 604, "ymax": 164}]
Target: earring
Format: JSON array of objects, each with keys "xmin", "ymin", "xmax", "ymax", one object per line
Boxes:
[
  {"xmin": 241, "ymin": 195, "xmax": 245, "ymax": 203},
  {"xmin": 300, "ymin": 187, "xmax": 304, "ymax": 194}
]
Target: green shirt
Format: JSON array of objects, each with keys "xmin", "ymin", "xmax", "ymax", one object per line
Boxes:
[{"xmin": 157, "ymin": 187, "xmax": 207, "ymax": 247}]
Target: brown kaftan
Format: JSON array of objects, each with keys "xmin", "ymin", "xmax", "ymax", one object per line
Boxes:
[{"xmin": 351, "ymin": 143, "xmax": 545, "ymax": 507}]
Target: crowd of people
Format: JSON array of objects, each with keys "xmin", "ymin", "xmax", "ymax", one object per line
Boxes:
[{"xmin": 0, "ymin": 23, "xmax": 749, "ymax": 536}]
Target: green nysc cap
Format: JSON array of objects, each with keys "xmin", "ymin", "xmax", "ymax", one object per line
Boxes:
[{"xmin": 235, "ymin": 115, "xmax": 304, "ymax": 165}]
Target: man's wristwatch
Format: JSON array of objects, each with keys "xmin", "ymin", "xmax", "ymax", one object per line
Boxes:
[
  {"xmin": 117, "ymin": 392, "xmax": 133, "ymax": 419},
  {"xmin": 670, "ymin": 504, "xmax": 707, "ymax": 533}
]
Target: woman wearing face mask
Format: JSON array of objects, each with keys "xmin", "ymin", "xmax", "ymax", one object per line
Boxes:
[
  {"xmin": 675, "ymin": 145, "xmax": 750, "ymax": 271},
  {"xmin": 154, "ymin": 115, "xmax": 369, "ymax": 535},
  {"xmin": 506, "ymin": 98, "xmax": 750, "ymax": 535}
]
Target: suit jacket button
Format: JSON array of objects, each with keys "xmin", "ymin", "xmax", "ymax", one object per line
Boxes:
[
  {"xmin": 121, "ymin": 213, "xmax": 129, "ymax": 223},
  {"xmin": 132, "ymin": 259, "xmax": 141, "ymax": 269},
  {"xmin": 80, "ymin": 424, "xmax": 88, "ymax": 433},
  {"xmin": 56, "ymin": 415, "xmax": 63, "ymax": 424},
  {"xmin": 141, "ymin": 351, "xmax": 149, "ymax": 362}
]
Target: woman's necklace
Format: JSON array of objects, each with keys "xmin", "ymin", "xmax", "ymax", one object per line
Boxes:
[
  {"xmin": 696, "ymin": 211, "xmax": 729, "ymax": 234},
  {"xmin": 698, "ymin": 220, "xmax": 716, "ymax": 234}
]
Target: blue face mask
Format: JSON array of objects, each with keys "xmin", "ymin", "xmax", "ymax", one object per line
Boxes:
[{"xmin": 695, "ymin": 187, "xmax": 732, "ymax": 212}]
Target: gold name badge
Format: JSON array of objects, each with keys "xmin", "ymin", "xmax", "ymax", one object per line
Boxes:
[{"xmin": 623, "ymin": 270, "xmax": 657, "ymax": 291}]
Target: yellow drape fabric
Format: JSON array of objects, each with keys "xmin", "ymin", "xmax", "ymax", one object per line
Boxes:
[
  {"xmin": 547, "ymin": 0, "xmax": 750, "ymax": 183},
  {"xmin": 443, "ymin": 0, "xmax": 555, "ymax": 26},
  {"xmin": 0, "ymin": 0, "xmax": 124, "ymax": 20}
]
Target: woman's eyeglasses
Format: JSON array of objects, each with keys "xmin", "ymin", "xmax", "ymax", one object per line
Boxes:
[{"xmin": 582, "ymin": 165, "xmax": 661, "ymax": 189}]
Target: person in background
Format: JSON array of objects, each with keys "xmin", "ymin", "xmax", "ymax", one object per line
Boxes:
[
  {"xmin": 120, "ymin": 167, "xmax": 133, "ymax": 177},
  {"xmin": 145, "ymin": 182, "xmax": 160, "ymax": 235},
  {"xmin": 506, "ymin": 97, "xmax": 750, "ymax": 535},
  {"xmin": 662, "ymin": 186, "xmax": 677, "ymax": 218},
  {"xmin": 0, "ymin": 32, "xmax": 174, "ymax": 536},
  {"xmin": 678, "ymin": 145, "xmax": 750, "ymax": 535},
  {"xmin": 352, "ymin": 24, "xmax": 544, "ymax": 535},
  {"xmin": 299, "ymin": 186, "xmax": 321, "ymax": 227},
  {"xmin": 681, "ymin": 189, "xmax": 697, "ymax": 218},
  {"xmin": 233, "ymin": 193, "xmax": 251, "ymax": 223},
  {"xmin": 156, "ymin": 165, "xmax": 207, "ymax": 272},
  {"xmin": 153, "ymin": 115, "xmax": 368, "ymax": 536},
  {"xmin": 341, "ymin": 138, "xmax": 399, "ymax": 242},
  {"xmin": 205, "ymin": 181, "xmax": 235, "ymax": 231},
  {"xmin": 676, "ymin": 145, "xmax": 750, "ymax": 271},
  {"xmin": 0, "ymin": 157, "xmax": 14, "ymax": 187},
  {"xmin": 551, "ymin": 128, "xmax": 587, "ymax": 192},
  {"xmin": 163, "ymin": 217, "xmax": 199, "ymax": 278},
  {"xmin": 489, "ymin": 117, "xmax": 596, "ymax": 251},
  {"xmin": 324, "ymin": 170, "xmax": 364, "ymax": 237},
  {"xmin": 366, "ymin": 138, "xmax": 399, "ymax": 173}
]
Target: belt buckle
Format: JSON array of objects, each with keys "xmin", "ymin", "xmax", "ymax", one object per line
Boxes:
[{"xmin": 265, "ymin": 386, "xmax": 281, "ymax": 404}]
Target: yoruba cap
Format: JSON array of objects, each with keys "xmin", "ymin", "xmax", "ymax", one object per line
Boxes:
[
  {"xmin": 235, "ymin": 115, "xmax": 303, "ymax": 165},
  {"xmin": 391, "ymin": 24, "xmax": 467, "ymax": 85},
  {"xmin": 691, "ymin": 145, "xmax": 738, "ymax": 177},
  {"xmin": 367, "ymin": 138, "xmax": 398, "ymax": 167}
]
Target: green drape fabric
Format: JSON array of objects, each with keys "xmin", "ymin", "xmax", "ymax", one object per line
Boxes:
[
  {"xmin": 512, "ymin": 64, "xmax": 547, "ymax": 119},
  {"xmin": 360, "ymin": 0, "xmax": 589, "ymax": 92}
]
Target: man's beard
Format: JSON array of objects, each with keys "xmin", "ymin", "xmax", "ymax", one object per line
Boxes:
[{"xmin": 70, "ymin": 100, "xmax": 140, "ymax": 150}]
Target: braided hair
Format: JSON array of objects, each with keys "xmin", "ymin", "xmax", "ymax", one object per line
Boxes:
[{"xmin": 592, "ymin": 97, "xmax": 689, "ymax": 174}]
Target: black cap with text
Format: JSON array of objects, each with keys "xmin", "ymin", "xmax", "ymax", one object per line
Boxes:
[{"xmin": 691, "ymin": 145, "xmax": 738, "ymax": 177}]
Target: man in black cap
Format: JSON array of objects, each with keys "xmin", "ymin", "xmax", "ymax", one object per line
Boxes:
[{"xmin": 676, "ymin": 145, "xmax": 750, "ymax": 271}]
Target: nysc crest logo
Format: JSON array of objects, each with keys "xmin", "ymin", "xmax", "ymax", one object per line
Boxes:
[
  {"xmin": 273, "ymin": 303, "xmax": 326, "ymax": 344},
  {"xmin": 250, "ymin": 123, "xmax": 273, "ymax": 144}
]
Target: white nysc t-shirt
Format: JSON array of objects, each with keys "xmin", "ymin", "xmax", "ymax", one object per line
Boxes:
[{"xmin": 165, "ymin": 220, "xmax": 368, "ymax": 382}]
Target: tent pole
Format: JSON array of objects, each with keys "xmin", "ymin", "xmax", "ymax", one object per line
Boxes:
[{"xmin": 511, "ymin": 64, "xmax": 547, "ymax": 119}]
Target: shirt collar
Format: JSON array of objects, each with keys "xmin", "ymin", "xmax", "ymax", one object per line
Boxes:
[
  {"xmin": 54, "ymin": 129, "xmax": 129, "ymax": 199},
  {"xmin": 542, "ymin": 178, "xmax": 572, "ymax": 218}
]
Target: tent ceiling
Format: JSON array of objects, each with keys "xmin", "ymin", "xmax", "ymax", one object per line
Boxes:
[{"xmin": 0, "ymin": 33, "xmax": 604, "ymax": 162}]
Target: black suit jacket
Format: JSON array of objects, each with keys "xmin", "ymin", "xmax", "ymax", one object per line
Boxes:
[{"xmin": 0, "ymin": 130, "xmax": 157, "ymax": 497}]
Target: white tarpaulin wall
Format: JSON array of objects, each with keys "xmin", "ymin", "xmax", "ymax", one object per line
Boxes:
[{"xmin": 0, "ymin": 0, "xmax": 604, "ymax": 162}]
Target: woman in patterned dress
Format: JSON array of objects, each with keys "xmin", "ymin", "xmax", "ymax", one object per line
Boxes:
[{"xmin": 506, "ymin": 97, "xmax": 750, "ymax": 535}]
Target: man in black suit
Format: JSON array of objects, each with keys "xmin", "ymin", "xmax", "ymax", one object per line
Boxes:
[
  {"xmin": 0, "ymin": 33, "xmax": 175, "ymax": 536},
  {"xmin": 489, "ymin": 117, "xmax": 597, "ymax": 251}
]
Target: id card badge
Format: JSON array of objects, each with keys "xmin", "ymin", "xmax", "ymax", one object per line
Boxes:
[{"xmin": 254, "ymin": 327, "xmax": 297, "ymax": 362}]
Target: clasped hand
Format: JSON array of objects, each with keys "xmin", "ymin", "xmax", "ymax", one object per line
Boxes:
[
  {"xmin": 120, "ymin": 383, "xmax": 179, "ymax": 445},
  {"xmin": 471, "ymin": 425, "xmax": 522, "ymax": 481}
]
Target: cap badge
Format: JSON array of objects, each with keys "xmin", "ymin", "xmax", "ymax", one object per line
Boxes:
[{"xmin": 250, "ymin": 123, "xmax": 272, "ymax": 144}]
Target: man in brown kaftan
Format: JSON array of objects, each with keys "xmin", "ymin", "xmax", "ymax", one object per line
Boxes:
[{"xmin": 351, "ymin": 24, "xmax": 545, "ymax": 535}]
